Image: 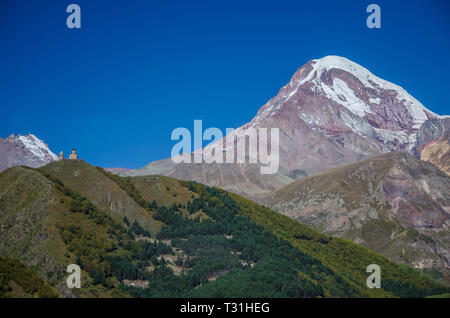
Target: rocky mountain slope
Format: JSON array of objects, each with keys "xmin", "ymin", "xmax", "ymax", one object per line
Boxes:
[
  {"xmin": 420, "ymin": 131, "xmax": 449, "ymax": 176},
  {"xmin": 415, "ymin": 117, "xmax": 450, "ymax": 176},
  {"xmin": 0, "ymin": 160, "xmax": 446, "ymax": 297},
  {"xmin": 128, "ymin": 56, "xmax": 443, "ymax": 202},
  {"xmin": 414, "ymin": 117, "xmax": 450, "ymax": 155},
  {"xmin": 104, "ymin": 167, "xmax": 134, "ymax": 176},
  {"xmin": 270, "ymin": 152, "xmax": 450, "ymax": 284},
  {"xmin": 0, "ymin": 134, "xmax": 58, "ymax": 172}
]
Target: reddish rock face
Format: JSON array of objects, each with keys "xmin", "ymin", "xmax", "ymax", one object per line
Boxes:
[
  {"xmin": 0, "ymin": 134, "xmax": 58, "ymax": 172},
  {"xmin": 130, "ymin": 56, "xmax": 445, "ymax": 202}
]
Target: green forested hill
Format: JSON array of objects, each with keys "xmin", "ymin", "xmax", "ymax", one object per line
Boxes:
[
  {"xmin": 0, "ymin": 160, "xmax": 447, "ymax": 297},
  {"xmin": 0, "ymin": 257, "xmax": 58, "ymax": 298}
]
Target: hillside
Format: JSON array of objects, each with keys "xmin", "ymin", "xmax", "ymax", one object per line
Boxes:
[
  {"xmin": 271, "ymin": 152, "xmax": 450, "ymax": 284},
  {"xmin": 0, "ymin": 160, "xmax": 447, "ymax": 297},
  {"xmin": 40, "ymin": 160, "xmax": 163, "ymax": 236},
  {"xmin": 0, "ymin": 257, "xmax": 59, "ymax": 298}
]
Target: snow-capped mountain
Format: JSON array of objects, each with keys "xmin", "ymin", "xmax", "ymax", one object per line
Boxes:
[
  {"xmin": 245, "ymin": 55, "xmax": 436, "ymax": 153},
  {"xmin": 0, "ymin": 134, "xmax": 58, "ymax": 172},
  {"xmin": 128, "ymin": 56, "xmax": 446, "ymax": 202}
]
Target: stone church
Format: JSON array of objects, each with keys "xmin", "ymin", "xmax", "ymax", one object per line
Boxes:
[{"xmin": 58, "ymin": 149, "xmax": 79, "ymax": 160}]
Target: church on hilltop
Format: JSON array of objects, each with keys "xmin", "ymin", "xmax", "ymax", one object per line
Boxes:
[{"xmin": 58, "ymin": 149, "xmax": 79, "ymax": 160}]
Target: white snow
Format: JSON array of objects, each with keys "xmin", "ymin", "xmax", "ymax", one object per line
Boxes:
[
  {"xmin": 310, "ymin": 56, "xmax": 436, "ymax": 127},
  {"xmin": 339, "ymin": 111, "xmax": 373, "ymax": 137},
  {"xmin": 373, "ymin": 127, "xmax": 417, "ymax": 152},
  {"xmin": 321, "ymin": 78, "xmax": 374, "ymax": 117},
  {"xmin": 233, "ymin": 55, "xmax": 443, "ymax": 144},
  {"xmin": 18, "ymin": 134, "xmax": 58, "ymax": 161},
  {"xmin": 312, "ymin": 56, "xmax": 375, "ymax": 87}
]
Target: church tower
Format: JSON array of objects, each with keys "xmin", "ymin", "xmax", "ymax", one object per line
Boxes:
[{"xmin": 69, "ymin": 148, "xmax": 78, "ymax": 160}]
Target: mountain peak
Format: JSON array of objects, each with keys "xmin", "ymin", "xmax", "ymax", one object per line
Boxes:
[
  {"xmin": 131, "ymin": 57, "xmax": 448, "ymax": 205},
  {"xmin": 311, "ymin": 55, "xmax": 368, "ymax": 74},
  {"xmin": 305, "ymin": 55, "xmax": 388, "ymax": 92},
  {"xmin": 16, "ymin": 134, "xmax": 58, "ymax": 161},
  {"xmin": 0, "ymin": 133, "xmax": 58, "ymax": 172},
  {"xmin": 250, "ymin": 55, "xmax": 437, "ymax": 144},
  {"xmin": 308, "ymin": 56, "xmax": 436, "ymax": 123}
]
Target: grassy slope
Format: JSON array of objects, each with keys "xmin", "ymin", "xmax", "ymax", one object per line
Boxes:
[
  {"xmin": 0, "ymin": 161, "xmax": 446, "ymax": 297},
  {"xmin": 125, "ymin": 175, "xmax": 446, "ymax": 297},
  {"xmin": 0, "ymin": 165, "xmax": 136, "ymax": 297},
  {"xmin": 272, "ymin": 152, "xmax": 394, "ymax": 205},
  {"xmin": 40, "ymin": 160, "xmax": 163, "ymax": 236},
  {"xmin": 0, "ymin": 257, "xmax": 59, "ymax": 298},
  {"xmin": 0, "ymin": 166, "xmax": 67, "ymax": 288},
  {"xmin": 231, "ymin": 193, "xmax": 445, "ymax": 297}
]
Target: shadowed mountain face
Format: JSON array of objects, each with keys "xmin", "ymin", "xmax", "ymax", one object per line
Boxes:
[
  {"xmin": 127, "ymin": 56, "xmax": 442, "ymax": 202},
  {"xmin": 0, "ymin": 160, "xmax": 447, "ymax": 297},
  {"xmin": 270, "ymin": 152, "xmax": 450, "ymax": 284}
]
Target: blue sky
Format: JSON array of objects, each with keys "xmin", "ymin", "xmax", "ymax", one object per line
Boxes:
[{"xmin": 1, "ymin": 0, "xmax": 449, "ymax": 168}]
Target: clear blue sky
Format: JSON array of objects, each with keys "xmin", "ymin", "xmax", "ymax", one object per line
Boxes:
[{"xmin": 1, "ymin": 0, "xmax": 449, "ymax": 168}]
